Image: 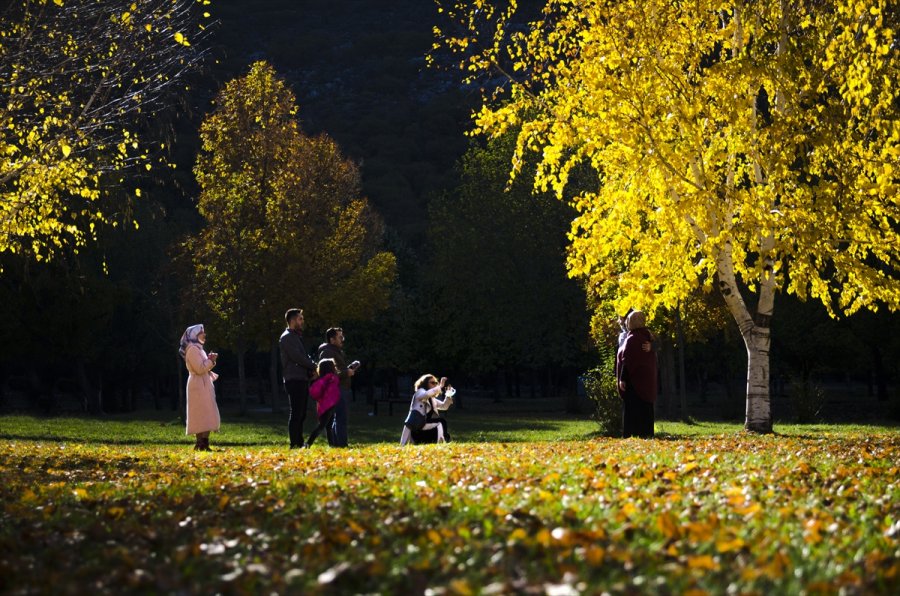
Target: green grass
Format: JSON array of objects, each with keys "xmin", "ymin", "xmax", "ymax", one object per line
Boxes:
[
  {"xmin": 1, "ymin": 408, "xmax": 898, "ymax": 594},
  {"xmin": 0, "ymin": 405, "xmax": 890, "ymax": 446}
]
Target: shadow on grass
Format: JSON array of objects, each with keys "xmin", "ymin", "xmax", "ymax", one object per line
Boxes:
[
  {"xmin": 0, "ymin": 408, "xmax": 587, "ymax": 447},
  {"xmin": 3, "ymin": 409, "xmax": 896, "ymax": 447},
  {"xmin": 0, "ymin": 433, "xmax": 289, "ymax": 447}
]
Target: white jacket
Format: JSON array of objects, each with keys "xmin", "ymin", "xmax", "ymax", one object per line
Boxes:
[{"xmin": 408, "ymin": 385, "xmax": 453, "ymax": 416}]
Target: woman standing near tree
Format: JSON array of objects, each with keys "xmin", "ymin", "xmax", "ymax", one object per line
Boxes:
[
  {"xmin": 180, "ymin": 324, "xmax": 220, "ymax": 451},
  {"xmin": 616, "ymin": 311, "xmax": 657, "ymax": 438}
]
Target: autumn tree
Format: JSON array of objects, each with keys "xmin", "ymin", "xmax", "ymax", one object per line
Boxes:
[
  {"xmin": 0, "ymin": 0, "xmax": 211, "ymax": 263},
  {"xmin": 190, "ymin": 61, "xmax": 396, "ymax": 413},
  {"xmin": 434, "ymin": 0, "xmax": 900, "ymax": 432}
]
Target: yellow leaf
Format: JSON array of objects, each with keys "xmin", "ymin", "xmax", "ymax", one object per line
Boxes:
[
  {"xmin": 760, "ymin": 552, "xmax": 789, "ymax": 579},
  {"xmin": 448, "ymin": 579, "xmax": 474, "ymax": 596},
  {"xmin": 656, "ymin": 512, "xmax": 681, "ymax": 540},
  {"xmin": 681, "ymin": 462, "xmax": 699, "ymax": 474},
  {"xmin": 541, "ymin": 472, "xmax": 560, "ymax": 485},
  {"xmin": 715, "ymin": 537, "xmax": 745, "ymax": 553},
  {"xmin": 686, "ymin": 521, "xmax": 714, "ymax": 541},
  {"xmin": 585, "ymin": 545, "xmax": 605, "ymax": 565},
  {"xmin": 61, "ymin": 144, "xmax": 71, "ymax": 158},
  {"xmin": 535, "ymin": 527, "xmax": 552, "ymax": 547},
  {"xmin": 687, "ymin": 554, "xmax": 719, "ymax": 571}
]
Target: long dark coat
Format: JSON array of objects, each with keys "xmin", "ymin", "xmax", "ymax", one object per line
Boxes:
[{"xmin": 616, "ymin": 326, "xmax": 657, "ymax": 403}]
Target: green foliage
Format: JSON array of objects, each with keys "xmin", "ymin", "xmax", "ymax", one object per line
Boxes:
[
  {"xmin": 1, "ymin": 417, "xmax": 898, "ymax": 593},
  {"xmin": 426, "ymin": 133, "xmax": 592, "ymax": 373},
  {"xmin": 581, "ymin": 342, "xmax": 621, "ymax": 437}
]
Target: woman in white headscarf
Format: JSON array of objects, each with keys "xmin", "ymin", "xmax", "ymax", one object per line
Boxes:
[{"xmin": 179, "ymin": 324, "xmax": 220, "ymax": 451}]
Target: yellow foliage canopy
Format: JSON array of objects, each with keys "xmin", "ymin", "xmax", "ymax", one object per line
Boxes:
[
  {"xmin": 0, "ymin": 0, "xmax": 209, "ymax": 263},
  {"xmin": 435, "ymin": 0, "xmax": 900, "ymax": 319}
]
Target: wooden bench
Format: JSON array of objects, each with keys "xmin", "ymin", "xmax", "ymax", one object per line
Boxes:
[{"xmin": 371, "ymin": 379, "xmax": 408, "ymax": 415}]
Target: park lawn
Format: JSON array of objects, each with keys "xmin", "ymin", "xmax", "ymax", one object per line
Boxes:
[{"xmin": 0, "ymin": 413, "xmax": 898, "ymax": 594}]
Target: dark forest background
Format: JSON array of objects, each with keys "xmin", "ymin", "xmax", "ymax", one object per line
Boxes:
[{"xmin": 1, "ymin": 0, "xmax": 897, "ymax": 422}]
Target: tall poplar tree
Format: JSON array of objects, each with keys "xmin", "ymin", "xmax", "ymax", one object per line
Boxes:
[
  {"xmin": 434, "ymin": 0, "xmax": 900, "ymax": 432},
  {"xmin": 190, "ymin": 62, "xmax": 396, "ymax": 412}
]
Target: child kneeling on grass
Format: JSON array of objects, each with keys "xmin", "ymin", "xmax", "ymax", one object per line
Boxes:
[{"xmin": 305, "ymin": 358, "xmax": 340, "ymax": 448}]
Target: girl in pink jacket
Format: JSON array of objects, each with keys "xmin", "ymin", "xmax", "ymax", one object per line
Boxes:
[{"xmin": 304, "ymin": 359, "xmax": 341, "ymax": 448}]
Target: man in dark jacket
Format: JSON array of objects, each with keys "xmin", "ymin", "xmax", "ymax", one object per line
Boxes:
[
  {"xmin": 279, "ymin": 308, "xmax": 317, "ymax": 448},
  {"xmin": 616, "ymin": 310, "xmax": 657, "ymax": 438},
  {"xmin": 317, "ymin": 327, "xmax": 356, "ymax": 447}
]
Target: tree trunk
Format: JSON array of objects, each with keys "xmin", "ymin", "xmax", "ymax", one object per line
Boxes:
[
  {"xmin": 675, "ymin": 306, "xmax": 689, "ymax": 421},
  {"xmin": 659, "ymin": 338, "xmax": 676, "ymax": 418},
  {"xmin": 77, "ymin": 359, "xmax": 100, "ymax": 414},
  {"xmin": 236, "ymin": 337, "xmax": 248, "ymax": 415},
  {"xmin": 177, "ymin": 353, "xmax": 185, "ymax": 419},
  {"xmin": 744, "ymin": 325, "xmax": 773, "ymax": 432},
  {"xmin": 870, "ymin": 344, "xmax": 889, "ymax": 401},
  {"xmin": 256, "ymin": 355, "xmax": 266, "ymax": 405},
  {"xmin": 270, "ymin": 341, "xmax": 281, "ymax": 413},
  {"xmin": 716, "ymin": 240, "xmax": 774, "ymax": 434},
  {"xmin": 365, "ymin": 362, "xmax": 376, "ymax": 405}
]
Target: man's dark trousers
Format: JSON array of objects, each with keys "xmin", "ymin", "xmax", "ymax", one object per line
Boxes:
[{"xmin": 285, "ymin": 379, "xmax": 309, "ymax": 447}]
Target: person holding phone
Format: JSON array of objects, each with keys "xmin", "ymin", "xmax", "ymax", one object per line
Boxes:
[
  {"xmin": 316, "ymin": 327, "xmax": 357, "ymax": 447},
  {"xmin": 400, "ymin": 374, "xmax": 454, "ymax": 445},
  {"xmin": 179, "ymin": 323, "xmax": 220, "ymax": 451}
]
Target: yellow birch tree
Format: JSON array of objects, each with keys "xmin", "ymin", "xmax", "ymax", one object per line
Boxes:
[
  {"xmin": 0, "ymin": 0, "xmax": 211, "ymax": 263},
  {"xmin": 434, "ymin": 0, "xmax": 900, "ymax": 432}
]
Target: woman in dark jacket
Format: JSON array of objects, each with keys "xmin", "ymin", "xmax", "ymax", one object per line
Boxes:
[{"xmin": 616, "ymin": 310, "xmax": 657, "ymax": 438}]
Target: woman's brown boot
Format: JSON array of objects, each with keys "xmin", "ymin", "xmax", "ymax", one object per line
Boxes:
[{"xmin": 193, "ymin": 435, "xmax": 204, "ymax": 451}]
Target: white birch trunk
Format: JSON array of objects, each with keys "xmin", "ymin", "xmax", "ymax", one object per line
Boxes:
[
  {"xmin": 715, "ymin": 241, "xmax": 774, "ymax": 433},
  {"xmin": 711, "ymin": 2, "xmax": 777, "ymax": 434}
]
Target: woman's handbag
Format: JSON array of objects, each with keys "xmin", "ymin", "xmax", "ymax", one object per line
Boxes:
[{"xmin": 404, "ymin": 409, "xmax": 427, "ymax": 431}]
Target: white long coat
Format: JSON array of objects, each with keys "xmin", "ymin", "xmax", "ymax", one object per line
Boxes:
[{"xmin": 185, "ymin": 344, "xmax": 220, "ymax": 435}]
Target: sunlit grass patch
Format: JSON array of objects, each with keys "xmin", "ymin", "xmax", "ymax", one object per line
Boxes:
[{"xmin": 1, "ymin": 416, "xmax": 898, "ymax": 593}]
